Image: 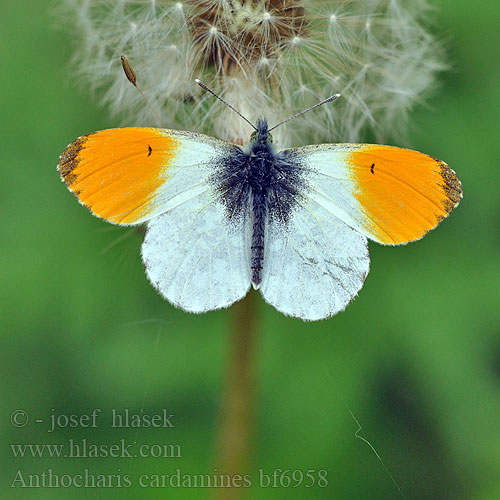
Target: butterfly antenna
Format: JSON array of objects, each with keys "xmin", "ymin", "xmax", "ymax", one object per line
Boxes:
[
  {"xmin": 268, "ymin": 93, "xmax": 341, "ymax": 132},
  {"xmin": 121, "ymin": 56, "xmax": 167, "ymax": 128},
  {"xmin": 195, "ymin": 79, "xmax": 257, "ymax": 131}
]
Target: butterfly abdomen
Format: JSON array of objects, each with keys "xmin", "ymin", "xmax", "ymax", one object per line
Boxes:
[{"xmin": 251, "ymin": 191, "xmax": 266, "ymax": 287}]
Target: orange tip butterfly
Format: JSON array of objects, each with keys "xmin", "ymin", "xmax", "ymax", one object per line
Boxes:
[{"xmin": 58, "ymin": 66, "xmax": 462, "ymax": 321}]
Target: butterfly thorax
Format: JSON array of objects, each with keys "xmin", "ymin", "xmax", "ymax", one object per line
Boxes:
[{"xmin": 247, "ymin": 119, "xmax": 275, "ymax": 195}]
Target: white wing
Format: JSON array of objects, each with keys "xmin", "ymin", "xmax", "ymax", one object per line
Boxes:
[
  {"xmin": 142, "ymin": 186, "xmax": 252, "ymax": 313},
  {"xmin": 259, "ymin": 194, "xmax": 370, "ymax": 321},
  {"xmin": 60, "ymin": 126, "xmax": 252, "ymax": 312},
  {"xmin": 260, "ymin": 140, "xmax": 461, "ymax": 320}
]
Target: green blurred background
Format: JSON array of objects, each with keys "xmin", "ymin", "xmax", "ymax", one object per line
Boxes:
[{"xmin": 1, "ymin": 1, "xmax": 499, "ymax": 499}]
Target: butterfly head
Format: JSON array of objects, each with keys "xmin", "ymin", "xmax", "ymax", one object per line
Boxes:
[{"xmin": 250, "ymin": 118, "xmax": 273, "ymax": 146}]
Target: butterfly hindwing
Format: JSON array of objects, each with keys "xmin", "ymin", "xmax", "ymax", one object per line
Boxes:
[
  {"xmin": 142, "ymin": 187, "xmax": 252, "ymax": 313},
  {"xmin": 259, "ymin": 195, "xmax": 370, "ymax": 321},
  {"xmin": 286, "ymin": 143, "xmax": 462, "ymax": 245}
]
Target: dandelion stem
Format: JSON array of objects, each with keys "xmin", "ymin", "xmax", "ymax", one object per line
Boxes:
[{"xmin": 213, "ymin": 291, "xmax": 258, "ymax": 500}]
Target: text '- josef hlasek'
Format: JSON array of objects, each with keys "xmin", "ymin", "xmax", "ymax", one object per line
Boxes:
[{"xmin": 10, "ymin": 408, "xmax": 175, "ymax": 432}]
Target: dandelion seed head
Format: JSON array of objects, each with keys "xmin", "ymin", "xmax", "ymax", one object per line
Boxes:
[{"xmin": 59, "ymin": 0, "xmax": 446, "ymax": 145}]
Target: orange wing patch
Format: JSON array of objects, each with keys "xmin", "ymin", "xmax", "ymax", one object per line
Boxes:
[
  {"xmin": 348, "ymin": 145, "xmax": 462, "ymax": 244},
  {"xmin": 58, "ymin": 128, "xmax": 179, "ymax": 224}
]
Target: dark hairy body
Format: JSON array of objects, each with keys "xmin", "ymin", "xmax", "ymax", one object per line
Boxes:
[{"xmin": 211, "ymin": 119, "xmax": 307, "ymax": 287}]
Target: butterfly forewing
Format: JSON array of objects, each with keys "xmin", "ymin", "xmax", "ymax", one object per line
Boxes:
[
  {"xmin": 286, "ymin": 144, "xmax": 462, "ymax": 245},
  {"xmin": 58, "ymin": 127, "xmax": 239, "ymax": 225}
]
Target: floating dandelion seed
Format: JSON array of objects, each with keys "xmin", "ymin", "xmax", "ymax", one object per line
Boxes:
[{"xmin": 60, "ymin": 0, "xmax": 445, "ymax": 145}]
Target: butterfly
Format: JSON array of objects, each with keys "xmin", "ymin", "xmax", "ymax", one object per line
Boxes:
[{"xmin": 58, "ymin": 81, "xmax": 462, "ymax": 321}]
